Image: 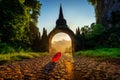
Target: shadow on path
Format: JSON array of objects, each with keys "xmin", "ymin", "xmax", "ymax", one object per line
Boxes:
[{"xmin": 42, "ymin": 62, "xmax": 56, "ymax": 74}]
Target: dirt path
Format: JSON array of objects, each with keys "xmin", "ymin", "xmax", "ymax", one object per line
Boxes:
[{"xmin": 0, "ymin": 53, "xmax": 120, "ymax": 80}]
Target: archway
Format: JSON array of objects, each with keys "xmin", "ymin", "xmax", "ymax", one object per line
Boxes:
[
  {"xmin": 48, "ymin": 28, "xmax": 75, "ymax": 54},
  {"xmin": 48, "ymin": 5, "xmax": 76, "ymax": 54},
  {"xmin": 51, "ymin": 32, "xmax": 72, "ymax": 53}
]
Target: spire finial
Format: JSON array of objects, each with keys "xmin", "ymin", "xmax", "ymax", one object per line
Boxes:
[
  {"xmin": 59, "ymin": 4, "xmax": 64, "ymax": 19},
  {"xmin": 56, "ymin": 4, "xmax": 67, "ymax": 27}
]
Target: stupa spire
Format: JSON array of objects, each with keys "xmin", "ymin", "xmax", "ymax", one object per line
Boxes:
[
  {"xmin": 59, "ymin": 4, "xmax": 64, "ymax": 19},
  {"xmin": 56, "ymin": 4, "xmax": 67, "ymax": 27}
]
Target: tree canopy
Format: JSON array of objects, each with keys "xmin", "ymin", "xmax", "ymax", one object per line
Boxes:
[
  {"xmin": 0, "ymin": 0, "xmax": 42, "ymax": 53},
  {"xmin": 87, "ymin": 0, "xmax": 96, "ymax": 5}
]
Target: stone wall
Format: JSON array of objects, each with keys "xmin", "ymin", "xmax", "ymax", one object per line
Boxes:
[{"xmin": 95, "ymin": 0, "xmax": 120, "ymax": 28}]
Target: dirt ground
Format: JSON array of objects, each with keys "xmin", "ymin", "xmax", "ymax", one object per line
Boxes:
[{"xmin": 0, "ymin": 53, "xmax": 120, "ymax": 80}]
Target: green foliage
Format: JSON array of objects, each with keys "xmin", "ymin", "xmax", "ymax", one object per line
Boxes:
[
  {"xmin": 0, "ymin": 0, "xmax": 42, "ymax": 53},
  {"xmin": 108, "ymin": 33, "xmax": 120, "ymax": 47},
  {"xmin": 0, "ymin": 42, "xmax": 31, "ymax": 54},
  {"xmin": 87, "ymin": 24, "xmax": 105, "ymax": 39},
  {"xmin": 40, "ymin": 28, "xmax": 49, "ymax": 52},
  {"xmin": 75, "ymin": 23, "xmax": 120, "ymax": 51},
  {"xmin": 29, "ymin": 21, "xmax": 41, "ymax": 49},
  {"xmin": 75, "ymin": 24, "xmax": 105, "ymax": 51},
  {"xmin": 80, "ymin": 25, "xmax": 90, "ymax": 37},
  {"xmin": 25, "ymin": 0, "xmax": 42, "ymax": 52},
  {"xmin": 75, "ymin": 27, "xmax": 87, "ymax": 51},
  {"xmin": 0, "ymin": 0, "xmax": 30, "ymax": 46},
  {"xmin": 19, "ymin": 0, "xmax": 25, "ymax": 3},
  {"xmin": 25, "ymin": 0, "xmax": 41, "ymax": 23},
  {"xmin": 0, "ymin": 43, "xmax": 15, "ymax": 54},
  {"xmin": 76, "ymin": 27, "xmax": 81, "ymax": 36},
  {"xmin": 87, "ymin": 0, "xmax": 96, "ymax": 5},
  {"xmin": 0, "ymin": 52, "xmax": 48, "ymax": 64},
  {"xmin": 74, "ymin": 48, "xmax": 120, "ymax": 59}
]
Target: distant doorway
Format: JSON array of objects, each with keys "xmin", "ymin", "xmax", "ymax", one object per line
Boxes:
[
  {"xmin": 51, "ymin": 32, "xmax": 72, "ymax": 54},
  {"xmin": 48, "ymin": 28, "xmax": 75, "ymax": 54}
]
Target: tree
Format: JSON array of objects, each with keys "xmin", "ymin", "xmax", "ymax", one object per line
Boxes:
[
  {"xmin": 29, "ymin": 21, "xmax": 41, "ymax": 52},
  {"xmin": 75, "ymin": 27, "xmax": 88, "ymax": 51},
  {"xmin": 0, "ymin": 0, "xmax": 42, "ymax": 52},
  {"xmin": 24, "ymin": 0, "xmax": 42, "ymax": 50},
  {"xmin": 81, "ymin": 25, "xmax": 90, "ymax": 37},
  {"xmin": 76, "ymin": 27, "xmax": 81, "ymax": 36},
  {"xmin": 75, "ymin": 27, "xmax": 81, "ymax": 51},
  {"xmin": 108, "ymin": 33, "xmax": 120, "ymax": 47},
  {"xmin": 87, "ymin": 0, "xmax": 96, "ymax": 6},
  {"xmin": 40, "ymin": 28, "xmax": 48, "ymax": 52},
  {"xmin": 88, "ymin": 24, "xmax": 105, "ymax": 38},
  {"xmin": 86, "ymin": 24, "xmax": 107, "ymax": 48},
  {"xmin": 24, "ymin": 0, "xmax": 41, "ymax": 23},
  {"xmin": 0, "ymin": 0, "xmax": 30, "ymax": 48}
]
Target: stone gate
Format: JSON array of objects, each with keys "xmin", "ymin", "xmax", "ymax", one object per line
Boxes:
[{"xmin": 48, "ymin": 5, "xmax": 76, "ymax": 53}]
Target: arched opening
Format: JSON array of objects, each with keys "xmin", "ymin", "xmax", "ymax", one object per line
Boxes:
[
  {"xmin": 51, "ymin": 32, "xmax": 72, "ymax": 54},
  {"xmin": 48, "ymin": 28, "xmax": 75, "ymax": 54}
]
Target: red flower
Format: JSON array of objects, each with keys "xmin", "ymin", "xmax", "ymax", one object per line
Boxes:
[{"xmin": 52, "ymin": 52, "xmax": 62, "ymax": 62}]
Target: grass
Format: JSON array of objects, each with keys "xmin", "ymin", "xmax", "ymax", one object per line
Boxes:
[
  {"xmin": 74, "ymin": 48, "xmax": 120, "ymax": 59},
  {"xmin": 0, "ymin": 52, "xmax": 48, "ymax": 65}
]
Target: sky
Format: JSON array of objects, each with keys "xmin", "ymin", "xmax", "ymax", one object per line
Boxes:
[{"xmin": 37, "ymin": 0, "xmax": 95, "ymax": 41}]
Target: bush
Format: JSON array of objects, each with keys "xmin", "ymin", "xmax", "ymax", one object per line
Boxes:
[
  {"xmin": 0, "ymin": 42, "xmax": 31, "ymax": 54},
  {"xmin": 0, "ymin": 43, "xmax": 15, "ymax": 54},
  {"xmin": 74, "ymin": 48, "xmax": 120, "ymax": 59}
]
